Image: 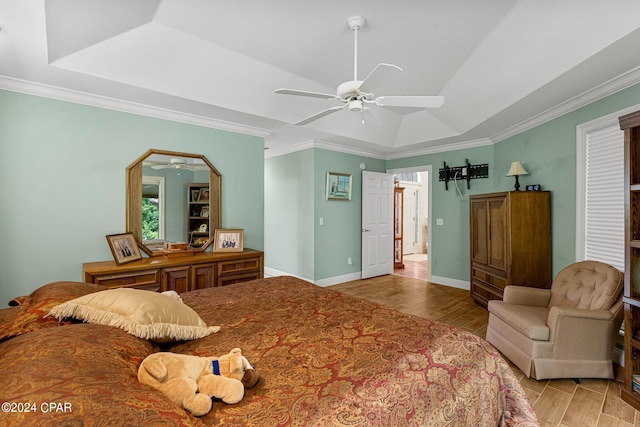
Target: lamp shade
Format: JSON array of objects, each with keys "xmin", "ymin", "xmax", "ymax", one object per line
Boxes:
[{"xmin": 506, "ymin": 161, "xmax": 529, "ymax": 176}]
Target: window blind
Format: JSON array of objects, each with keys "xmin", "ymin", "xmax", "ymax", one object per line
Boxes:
[{"xmin": 583, "ymin": 125, "xmax": 624, "ymax": 270}]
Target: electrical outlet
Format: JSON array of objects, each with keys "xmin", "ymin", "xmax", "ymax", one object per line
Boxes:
[
  {"xmin": 348, "ymin": 257, "xmax": 352, "ymax": 265},
  {"xmin": 436, "ymin": 218, "xmax": 444, "ymax": 226}
]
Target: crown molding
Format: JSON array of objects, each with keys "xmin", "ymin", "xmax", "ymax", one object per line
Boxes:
[
  {"xmin": 5, "ymin": 62, "xmax": 640, "ymax": 159},
  {"xmin": 265, "ymin": 139, "xmax": 388, "ymax": 160},
  {"xmin": 491, "ymin": 65, "xmax": 640, "ymax": 144},
  {"xmin": 385, "ymin": 138, "xmax": 494, "ymax": 160},
  {"xmin": 0, "ymin": 75, "xmax": 273, "ymax": 138}
]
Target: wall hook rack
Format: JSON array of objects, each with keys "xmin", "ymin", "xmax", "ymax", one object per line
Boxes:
[{"xmin": 439, "ymin": 159, "xmax": 489, "ymax": 190}]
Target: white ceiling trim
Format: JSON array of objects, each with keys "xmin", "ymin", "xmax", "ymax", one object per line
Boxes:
[
  {"xmin": 491, "ymin": 65, "xmax": 640, "ymax": 144},
  {"xmin": 0, "ymin": 75, "xmax": 273, "ymax": 138},
  {"xmin": 3, "ymin": 62, "xmax": 640, "ymax": 161},
  {"xmin": 385, "ymin": 139, "xmax": 494, "ymax": 160},
  {"xmin": 264, "ymin": 139, "xmax": 388, "ymax": 160}
]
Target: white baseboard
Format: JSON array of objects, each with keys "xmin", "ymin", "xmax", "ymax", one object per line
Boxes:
[
  {"xmin": 430, "ymin": 275, "xmax": 470, "ymax": 290},
  {"xmin": 263, "ymin": 267, "xmax": 361, "ymax": 287},
  {"xmin": 263, "ymin": 267, "xmax": 311, "ymax": 282},
  {"xmin": 314, "ymin": 272, "xmax": 362, "ymax": 287}
]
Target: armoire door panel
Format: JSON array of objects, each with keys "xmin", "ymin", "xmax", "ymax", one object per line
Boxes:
[
  {"xmin": 470, "ymin": 200, "xmax": 488, "ymax": 265},
  {"xmin": 487, "ymin": 197, "xmax": 508, "ymax": 272}
]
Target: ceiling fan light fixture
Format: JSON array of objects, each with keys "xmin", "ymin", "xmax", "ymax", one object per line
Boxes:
[
  {"xmin": 349, "ymin": 99, "xmax": 365, "ymax": 112},
  {"xmin": 274, "ymin": 14, "xmax": 444, "ymax": 126}
]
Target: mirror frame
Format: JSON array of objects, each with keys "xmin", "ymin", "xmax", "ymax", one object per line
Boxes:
[{"xmin": 126, "ymin": 149, "xmax": 222, "ymax": 255}]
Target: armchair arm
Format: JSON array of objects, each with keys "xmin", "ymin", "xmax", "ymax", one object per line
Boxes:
[
  {"xmin": 503, "ymin": 286, "xmax": 551, "ymax": 307},
  {"xmin": 547, "ymin": 306, "xmax": 617, "ymax": 359}
]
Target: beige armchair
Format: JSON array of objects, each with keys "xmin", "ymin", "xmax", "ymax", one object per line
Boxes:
[{"xmin": 486, "ymin": 260, "xmax": 623, "ymax": 380}]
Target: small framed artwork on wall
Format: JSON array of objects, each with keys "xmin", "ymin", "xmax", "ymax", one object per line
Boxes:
[
  {"xmin": 326, "ymin": 172, "xmax": 352, "ymax": 200},
  {"xmin": 106, "ymin": 233, "xmax": 142, "ymax": 265}
]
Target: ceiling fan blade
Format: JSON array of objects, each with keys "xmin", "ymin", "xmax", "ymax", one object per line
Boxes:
[
  {"xmin": 275, "ymin": 88, "xmax": 341, "ymax": 101},
  {"xmin": 295, "ymin": 105, "xmax": 347, "ymax": 126},
  {"xmin": 150, "ymin": 165, "xmax": 170, "ymax": 170},
  {"xmin": 374, "ymin": 95, "xmax": 444, "ymax": 109},
  {"xmin": 358, "ymin": 63, "xmax": 403, "ymax": 95}
]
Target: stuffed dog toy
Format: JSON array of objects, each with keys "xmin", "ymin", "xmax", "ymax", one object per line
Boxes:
[{"xmin": 138, "ymin": 348, "xmax": 259, "ymax": 416}]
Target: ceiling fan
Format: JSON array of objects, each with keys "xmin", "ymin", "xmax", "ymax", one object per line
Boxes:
[
  {"xmin": 145, "ymin": 158, "xmax": 208, "ymax": 171},
  {"xmin": 275, "ymin": 15, "xmax": 444, "ymax": 126}
]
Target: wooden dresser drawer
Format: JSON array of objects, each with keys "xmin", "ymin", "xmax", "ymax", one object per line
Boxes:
[
  {"xmin": 217, "ymin": 272, "xmax": 261, "ymax": 287},
  {"xmin": 217, "ymin": 257, "xmax": 261, "ymax": 276},
  {"xmin": 90, "ymin": 270, "xmax": 161, "ymax": 290}
]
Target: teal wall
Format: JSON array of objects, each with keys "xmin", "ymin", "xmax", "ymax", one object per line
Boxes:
[
  {"xmin": 4, "ymin": 80, "xmax": 640, "ymax": 303},
  {"xmin": 314, "ymin": 150, "xmax": 386, "ymax": 281},
  {"xmin": 0, "ymin": 89, "xmax": 264, "ymax": 306},
  {"xmin": 264, "ymin": 149, "xmax": 315, "ymax": 279},
  {"xmin": 265, "ymin": 148, "xmax": 385, "ymax": 282},
  {"xmin": 387, "ymin": 145, "xmax": 494, "ymax": 283},
  {"xmin": 388, "ymin": 82, "xmax": 640, "ymax": 283},
  {"xmin": 266, "ymin": 82, "xmax": 640, "ymax": 286}
]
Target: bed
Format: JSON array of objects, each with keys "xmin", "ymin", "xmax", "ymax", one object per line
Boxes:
[{"xmin": 0, "ymin": 276, "xmax": 538, "ymax": 426}]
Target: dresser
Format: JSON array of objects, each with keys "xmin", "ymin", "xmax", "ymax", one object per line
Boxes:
[
  {"xmin": 83, "ymin": 249, "xmax": 264, "ymax": 293},
  {"xmin": 469, "ymin": 191, "xmax": 551, "ymax": 307}
]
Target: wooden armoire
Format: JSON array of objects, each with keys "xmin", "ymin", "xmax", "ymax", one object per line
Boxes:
[{"xmin": 469, "ymin": 191, "xmax": 552, "ymax": 307}]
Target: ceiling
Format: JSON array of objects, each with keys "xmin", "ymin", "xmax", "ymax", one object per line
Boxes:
[{"xmin": 3, "ymin": 1, "xmax": 640, "ymax": 159}]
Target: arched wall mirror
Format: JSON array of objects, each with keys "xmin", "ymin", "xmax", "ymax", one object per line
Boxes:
[{"xmin": 126, "ymin": 149, "xmax": 222, "ymax": 255}]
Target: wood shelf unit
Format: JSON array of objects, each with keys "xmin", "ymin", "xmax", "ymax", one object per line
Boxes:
[
  {"xmin": 469, "ymin": 191, "xmax": 552, "ymax": 308},
  {"xmin": 187, "ymin": 182, "xmax": 210, "ymax": 248},
  {"xmin": 620, "ymin": 109, "xmax": 640, "ymax": 410}
]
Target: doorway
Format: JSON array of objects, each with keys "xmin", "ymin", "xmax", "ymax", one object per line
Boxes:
[{"xmin": 388, "ymin": 166, "xmax": 432, "ymax": 281}]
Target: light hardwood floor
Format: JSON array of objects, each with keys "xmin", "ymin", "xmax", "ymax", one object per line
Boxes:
[{"xmin": 330, "ymin": 274, "xmax": 639, "ymax": 427}]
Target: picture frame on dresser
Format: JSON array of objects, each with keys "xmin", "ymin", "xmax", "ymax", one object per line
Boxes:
[
  {"xmin": 214, "ymin": 229, "xmax": 244, "ymax": 253},
  {"xmin": 106, "ymin": 233, "xmax": 142, "ymax": 265}
]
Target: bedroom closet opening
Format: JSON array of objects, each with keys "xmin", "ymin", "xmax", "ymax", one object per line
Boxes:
[{"xmin": 391, "ymin": 168, "xmax": 431, "ymax": 281}]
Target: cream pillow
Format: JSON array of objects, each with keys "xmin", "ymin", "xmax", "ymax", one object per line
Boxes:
[{"xmin": 47, "ymin": 288, "xmax": 220, "ymax": 342}]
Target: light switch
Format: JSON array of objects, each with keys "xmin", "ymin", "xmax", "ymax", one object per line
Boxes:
[
  {"xmin": 319, "ymin": 218, "xmax": 324, "ymax": 225},
  {"xmin": 436, "ymin": 218, "xmax": 444, "ymax": 226}
]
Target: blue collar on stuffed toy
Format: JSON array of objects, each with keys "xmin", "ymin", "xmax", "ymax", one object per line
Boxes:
[{"xmin": 212, "ymin": 360, "xmax": 220, "ymax": 376}]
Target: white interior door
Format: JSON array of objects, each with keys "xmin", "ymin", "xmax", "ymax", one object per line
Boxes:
[
  {"xmin": 403, "ymin": 187, "xmax": 417, "ymax": 255},
  {"xmin": 362, "ymin": 171, "xmax": 394, "ymax": 279}
]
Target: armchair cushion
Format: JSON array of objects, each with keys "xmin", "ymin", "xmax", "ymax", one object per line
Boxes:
[
  {"xmin": 503, "ymin": 286, "xmax": 550, "ymax": 307},
  {"xmin": 487, "ymin": 300, "xmax": 549, "ymax": 341},
  {"xmin": 548, "ymin": 261, "xmax": 623, "ymax": 310}
]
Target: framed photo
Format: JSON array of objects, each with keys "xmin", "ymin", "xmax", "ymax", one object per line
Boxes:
[
  {"xmin": 106, "ymin": 233, "xmax": 142, "ymax": 265},
  {"xmin": 200, "ymin": 206, "xmax": 210, "ymax": 218},
  {"xmin": 326, "ymin": 172, "xmax": 352, "ymax": 200},
  {"xmin": 213, "ymin": 229, "xmax": 244, "ymax": 253},
  {"xmin": 198, "ymin": 188, "xmax": 210, "ymax": 202},
  {"xmin": 191, "ymin": 189, "xmax": 201, "ymax": 202}
]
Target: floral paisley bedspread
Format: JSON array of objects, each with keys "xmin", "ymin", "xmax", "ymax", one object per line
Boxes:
[
  {"xmin": 0, "ymin": 277, "xmax": 538, "ymax": 426},
  {"xmin": 174, "ymin": 276, "xmax": 538, "ymax": 426}
]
